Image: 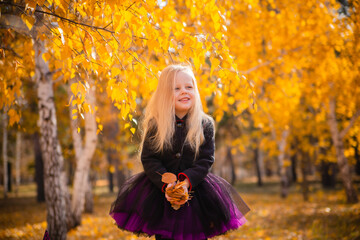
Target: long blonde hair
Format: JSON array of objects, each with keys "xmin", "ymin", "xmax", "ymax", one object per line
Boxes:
[{"xmin": 140, "ymin": 64, "xmax": 214, "ymax": 157}]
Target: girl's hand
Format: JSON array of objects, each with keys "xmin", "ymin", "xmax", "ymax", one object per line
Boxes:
[
  {"xmin": 165, "ymin": 182, "xmax": 176, "ymax": 202},
  {"xmin": 165, "ymin": 180, "xmax": 189, "ymax": 205},
  {"xmin": 172, "ymin": 185, "xmax": 188, "ymax": 205},
  {"xmin": 182, "ymin": 178, "xmax": 190, "ymax": 189}
]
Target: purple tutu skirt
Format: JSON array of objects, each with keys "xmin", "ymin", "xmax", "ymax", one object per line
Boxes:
[{"xmin": 110, "ymin": 172, "xmax": 250, "ymax": 240}]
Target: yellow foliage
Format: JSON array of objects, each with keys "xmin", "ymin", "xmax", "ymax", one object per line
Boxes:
[{"xmin": 1, "ymin": 0, "xmax": 360, "ymax": 173}]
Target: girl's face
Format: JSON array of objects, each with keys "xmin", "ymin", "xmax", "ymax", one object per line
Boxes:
[{"xmin": 174, "ymin": 71, "xmax": 195, "ymax": 118}]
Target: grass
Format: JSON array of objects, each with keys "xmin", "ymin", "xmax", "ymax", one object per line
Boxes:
[{"xmin": 0, "ymin": 180, "xmax": 359, "ymax": 240}]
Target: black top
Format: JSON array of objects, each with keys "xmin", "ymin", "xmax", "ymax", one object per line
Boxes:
[{"xmin": 141, "ymin": 115, "xmax": 215, "ymax": 190}]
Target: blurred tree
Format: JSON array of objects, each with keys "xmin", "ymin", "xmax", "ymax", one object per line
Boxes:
[
  {"xmin": 15, "ymin": 131, "xmax": 22, "ymax": 195},
  {"xmin": 2, "ymin": 111, "xmax": 8, "ymax": 198},
  {"xmin": 67, "ymin": 76, "xmax": 97, "ymax": 228},
  {"xmin": 33, "ymin": 132, "xmax": 45, "ymax": 202},
  {"xmin": 224, "ymin": 0, "xmax": 359, "ymax": 202}
]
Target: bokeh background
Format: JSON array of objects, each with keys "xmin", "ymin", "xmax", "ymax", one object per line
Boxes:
[{"xmin": 1, "ymin": 0, "xmax": 359, "ymax": 239}]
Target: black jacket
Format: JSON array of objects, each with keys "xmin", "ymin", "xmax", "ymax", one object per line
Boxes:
[{"xmin": 141, "ymin": 115, "xmax": 215, "ymax": 191}]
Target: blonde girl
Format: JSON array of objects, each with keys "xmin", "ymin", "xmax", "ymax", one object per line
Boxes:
[{"xmin": 110, "ymin": 64, "xmax": 250, "ymax": 240}]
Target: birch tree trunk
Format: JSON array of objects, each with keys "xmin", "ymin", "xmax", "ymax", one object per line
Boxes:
[
  {"xmin": 254, "ymin": 146, "xmax": 264, "ymax": 187},
  {"xmin": 34, "ymin": 36, "xmax": 67, "ymax": 240},
  {"xmin": 226, "ymin": 147, "xmax": 236, "ymax": 185},
  {"xmin": 2, "ymin": 111, "xmax": 8, "ymax": 198},
  {"xmin": 15, "ymin": 131, "xmax": 21, "ymax": 195},
  {"xmin": 84, "ymin": 175, "xmax": 94, "ymax": 213},
  {"xmin": 278, "ymin": 130, "xmax": 290, "ymax": 198},
  {"xmin": 300, "ymin": 150, "xmax": 310, "ymax": 201},
  {"xmin": 1, "ymin": 13, "xmax": 69, "ymax": 238},
  {"xmin": 69, "ymin": 78, "xmax": 97, "ymax": 227},
  {"xmin": 327, "ymin": 97, "xmax": 358, "ymax": 203},
  {"xmin": 34, "ymin": 132, "xmax": 45, "ymax": 202},
  {"xmin": 267, "ymin": 113, "xmax": 291, "ymax": 197}
]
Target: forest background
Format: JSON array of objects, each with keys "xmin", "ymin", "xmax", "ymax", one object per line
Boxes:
[{"xmin": 0, "ymin": 0, "xmax": 360, "ymax": 239}]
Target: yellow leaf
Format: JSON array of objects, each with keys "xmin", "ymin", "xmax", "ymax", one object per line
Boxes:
[
  {"xmin": 83, "ymin": 103, "xmax": 92, "ymax": 113},
  {"xmin": 72, "ymin": 109, "xmax": 77, "ymax": 114},
  {"xmin": 210, "ymin": 57, "xmax": 220, "ymax": 76},
  {"xmin": 96, "ymin": 117, "xmax": 100, "ymax": 123},
  {"xmin": 8, "ymin": 109, "xmax": 20, "ymax": 126},
  {"xmin": 130, "ymin": 128, "xmax": 135, "ymax": 134},
  {"xmin": 77, "ymin": 127, "xmax": 80, "ymax": 133},
  {"xmin": 114, "ymin": 13, "xmax": 125, "ymax": 32},
  {"xmin": 131, "ymin": 90, "xmax": 136, "ymax": 99},
  {"xmin": 227, "ymin": 96, "xmax": 235, "ymax": 105},
  {"xmin": 193, "ymin": 56, "xmax": 201, "ymax": 71},
  {"xmin": 71, "ymin": 83, "xmax": 79, "ymax": 96},
  {"xmin": 214, "ymin": 22, "xmax": 220, "ymax": 32},
  {"xmin": 42, "ymin": 52, "xmax": 51, "ymax": 63},
  {"xmin": 111, "ymin": 67, "xmax": 121, "ymax": 77},
  {"xmin": 73, "ymin": 54, "xmax": 85, "ymax": 64},
  {"xmin": 21, "ymin": 15, "xmax": 35, "ymax": 30},
  {"xmin": 73, "ymin": 115, "xmax": 78, "ymax": 120},
  {"xmin": 121, "ymin": 104, "xmax": 130, "ymax": 120},
  {"xmin": 98, "ymin": 124, "xmax": 103, "ymax": 131},
  {"xmin": 66, "ymin": 95, "xmax": 73, "ymax": 107},
  {"xmin": 124, "ymin": 123, "xmax": 130, "ymax": 129},
  {"xmin": 8, "ymin": 109, "xmax": 16, "ymax": 117}
]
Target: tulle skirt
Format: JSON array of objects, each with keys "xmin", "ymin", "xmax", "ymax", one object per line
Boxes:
[{"xmin": 110, "ymin": 172, "xmax": 250, "ymax": 240}]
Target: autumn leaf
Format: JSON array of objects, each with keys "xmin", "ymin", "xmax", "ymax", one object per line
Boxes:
[{"xmin": 161, "ymin": 172, "xmax": 177, "ymax": 184}]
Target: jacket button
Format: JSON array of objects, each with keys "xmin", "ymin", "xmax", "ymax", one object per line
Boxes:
[
  {"xmin": 176, "ymin": 122, "xmax": 183, "ymax": 128},
  {"xmin": 175, "ymin": 153, "xmax": 181, "ymax": 158}
]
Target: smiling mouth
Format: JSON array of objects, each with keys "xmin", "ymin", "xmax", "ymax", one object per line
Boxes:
[{"xmin": 179, "ymin": 98, "xmax": 190, "ymax": 102}]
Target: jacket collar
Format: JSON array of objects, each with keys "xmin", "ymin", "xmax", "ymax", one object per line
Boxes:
[
  {"xmin": 175, "ymin": 114, "xmax": 187, "ymax": 127},
  {"xmin": 175, "ymin": 114, "xmax": 188, "ymax": 122}
]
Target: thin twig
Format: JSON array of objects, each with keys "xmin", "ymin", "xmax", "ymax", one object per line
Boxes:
[
  {"xmin": 340, "ymin": 109, "xmax": 360, "ymax": 139},
  {"xmin": 1, "ymin": 2, "xmax": 115, "ymax": 33},
  {"xmin": 0, "ymin": 46, "xmax": 23, "ymax": 58},
  {"xmin": 126, "ymin": 49, "xmax": 158, "ymax": 79}
]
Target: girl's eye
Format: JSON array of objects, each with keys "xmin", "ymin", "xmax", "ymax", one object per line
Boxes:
[
  {"xmin": 175, "ymin": 87, "xmax": 180, "ymax": 90},
  {"xmin": 186, "ymin": 86, "xmax": 193, "ymax": 89}
]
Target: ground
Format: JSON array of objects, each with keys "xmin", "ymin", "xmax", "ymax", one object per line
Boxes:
[{"xmin": 0, "ymin": 181, "xmax": 359, "ymax": 240}]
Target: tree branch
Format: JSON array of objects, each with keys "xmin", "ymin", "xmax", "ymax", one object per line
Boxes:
[
  {"xmin": 238, "ymin": 47, "xmax": 302, "ymax": 75},
  {"xmin": 0, "ymin": 14, "xmax": 31, "ymax": 36},
  {"xmin": 126, "ymin": 49, "xmax": 158, "ymax": 79},
  {"xmin": 0, "ymin": 2, "xmax": 115, "ymax": 33},
  {"xmin": 340, "ymin": 109, "xmax": 360, "ymax": 139},
  {"xmin": 265, "ymin": 110, "xmax": 277, "ymax": 142},
  {"xmin": 0, "ymin": 45, "xmax": 23, "ymax": 58}
]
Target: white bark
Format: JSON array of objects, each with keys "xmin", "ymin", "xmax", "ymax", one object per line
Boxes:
[
  {"xmin": 327, "ymin": 97, "xmax": 358, "ymax": 203},
  {"xmin": 267, "ymin": 112, "xmax": 290, "ymax": 197},
  {"xmin": 2, "ymin": 111, "xmax": 8, "ymax": 198},
  {"xmin": 34, "ymin": 33, "xmax": 67, "ymax": 240},
  {"xmin": 257, "ymin": 147, "xmax": 265, "ymax": 179},
  {"xmin": 15, "ymin": 131, "xmax": 22, "ymax": 195},
  {"xmin": 0, "ymin": 14, "xmax": 28, "ymax": 200},
  {"xmin": 69, "ymin": 78, "xmax": 97, "ymax": 226},
  {"xmin": 1, "ymin": 12, "xmax": 71, "ymax": 238},
  {"xmin": 278, "ymin": 129, "xmax": 290, "ymax": 197},
  {"xmin": 84, "ymin": 175, "xmax": 94, "ymax": 213}
]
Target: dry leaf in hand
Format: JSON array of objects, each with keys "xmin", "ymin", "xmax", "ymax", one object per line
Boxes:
[
  {"xmin": 165, "ymin": 181, "xmax": 191, "ymax": 210},
  {"xmin": 161, "ymin": 172, "xmax": 177, "ymax": 184}
]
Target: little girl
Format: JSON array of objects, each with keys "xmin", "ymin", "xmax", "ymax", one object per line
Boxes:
[{"xmin": 110, "ymin": 64, "xmax": 250, "ymax": 240}]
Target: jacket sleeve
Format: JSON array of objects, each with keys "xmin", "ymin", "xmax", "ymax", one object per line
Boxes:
[
  {"xmin": 141, "ymin": 129, "xmax": 168, "ymax": 190},
  {"xmin": 178, "ymin": 121, "xmax": 215, "ymax": 190}
]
